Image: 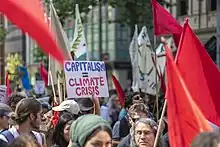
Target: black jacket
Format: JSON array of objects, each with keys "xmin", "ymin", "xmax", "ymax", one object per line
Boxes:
[{"xmin": 117, "ymin": 134, "xmax": 131, "ymax": 147}]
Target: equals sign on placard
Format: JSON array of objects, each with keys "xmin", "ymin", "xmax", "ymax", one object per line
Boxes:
[{"xmin": 82, "ymin": 72, "xmax": 88, "ymax": 77}]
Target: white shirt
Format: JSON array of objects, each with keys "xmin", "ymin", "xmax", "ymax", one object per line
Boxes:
[
  {"xmin": 100, "ymin": 105, "xmax": 109, "ymax": 121},
  {"xmin": 0, "ymin": 127, "xmax": 43, "ymax": 145}
]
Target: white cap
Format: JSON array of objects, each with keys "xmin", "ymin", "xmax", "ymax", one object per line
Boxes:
[{"xmin": 52, "ymin": 100, "xmax": 80, "ymax": 115}]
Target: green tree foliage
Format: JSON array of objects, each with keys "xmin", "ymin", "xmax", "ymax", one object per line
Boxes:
[
  {"xmin": 45, "ymin": 0, "xmax": 171, "ymax": 33},
  {"xmin": 33, "ymin": 46, "xmax": 48, "ymax": 68},
  {"xmin": 0, "ymin": 27, "xmax": 6, "ymax": 42},
  {"xmin": 108, "ymin": 0, "xmax": 171, "ymax": 30},
  {"xmin": 45, "ymin": 0, "xmax": 98, "ymax": 24}
]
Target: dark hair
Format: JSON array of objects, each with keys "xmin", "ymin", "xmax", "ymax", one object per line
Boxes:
[
  {"xmin": 52, "ymin": 112, "xmax": 75, "ymax": 147},
  {"xmin": 131, "ymin": 92, "xmax": 140, "ymax": 98},
  {"xmin": 41, "ymin": 103, "xmax": 50, "ymax": 110},
  {"xmin": 84, "ymin": 125, "xmax": 112, "ymax": 146},
  {"xmin": 8, "ymin": 135, "xmax": 41, "ymax": 147},
  {"xmin": 191, "ymin": 132, "xmax": 220, "ymax": 147},
  {"xmin": 11, "ymin": 98, "xmax": 41, "ymax": 124},
  {"xmin": 7, "ymin": 92, "xmax": 26, "ymax": 110}
]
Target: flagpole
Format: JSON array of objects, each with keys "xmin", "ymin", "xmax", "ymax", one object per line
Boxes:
[
  {"xmin": 49, "ymin": 71, "xmax": 57, "ymax": 103},
  {"xmin": 154, "ymin": 35, "xmax": 159, "ymax": 121},
  {"xmin": 57, "ymin": 78, "xmax": 62, "ymax": 103},
  {"xmin": 63, "ymin": 81, "xmax": 66, "ymax": 100},
  {"xmin": 153, "ymin": 99, "xmax": 167, "ymax": 147},
  {"xmin": 48, "ymin": 0, "xmax": 58, "ymax": 104}
]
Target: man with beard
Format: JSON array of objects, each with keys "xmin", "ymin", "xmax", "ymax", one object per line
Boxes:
[{"xmin": 0, "ymin": 98, "xmax": 46, "ymax": 147}]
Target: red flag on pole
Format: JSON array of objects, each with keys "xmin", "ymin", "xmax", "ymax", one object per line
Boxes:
[
  {"xmin": 40, "ymin": 62, "xmax": 48, "ymax": 86},
  {"xmin": 5, "ymin": 72, "xmax": 12, "ymax": 98},
  {"xmin": 151, "ymin": 0, "xmax": 182, "ymax": 36},
  {"xmin": 165, "ymin": 46, "xmax": 212, "ymax": 147},
  {"xmin": 0, "ymin": 0, "xmax": 66, "ymax": 64},
  {"xmin": 112, "ymin": 75, "xmax": 125, "ymax": 107},
  {"xmin": 175, "ymin": 19, "xmax": 220, "ymax": 125}
]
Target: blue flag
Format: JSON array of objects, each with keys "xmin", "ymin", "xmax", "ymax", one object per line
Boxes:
[{"xmin": 19, "ymin": 66, "xmax": 31, "ymax": 90}]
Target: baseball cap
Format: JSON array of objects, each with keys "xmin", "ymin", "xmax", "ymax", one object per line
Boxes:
[
  {"xmin": 77, "ymin": 98, "xmax": 94, "ymax": 112},
  {"xmin": 0, "ymin": 103, "xmax": 12, "ymax": 117},
  {"xmin": 52, "ymin": 100, "xmax": 80, "ymax": 115}
]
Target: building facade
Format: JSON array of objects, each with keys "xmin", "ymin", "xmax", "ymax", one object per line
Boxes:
[
  {"xmin": 165, "ymin": 0, "xmax": 217, "ymax": 61},
  {"xmin": 0, "ymin": 13, "xmax": 5, "ymax": 84},
  {"xmin": 64, "ymin": 4, "xmax": 132, "ymax": 90}
]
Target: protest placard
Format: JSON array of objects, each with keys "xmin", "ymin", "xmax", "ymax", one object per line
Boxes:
[
  {"xmin": 0, "ymin": 85, "xmax": 7, "ymax": 103},
  {"xmin": 64, "ymin": 61, "xmax": 109, "ymax": 98},
  {"xmin": 34, "ymin": 80, "xmax": 45, "ymax": 95}
]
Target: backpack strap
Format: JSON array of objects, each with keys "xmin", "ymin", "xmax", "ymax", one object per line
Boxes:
[
  {"xmin": 1, "ymin": 130, "xmax": 15, "ymax": 143},
  {"xmin": 30, "ymin": 131, "xmax": 38, "ymax": 143}
]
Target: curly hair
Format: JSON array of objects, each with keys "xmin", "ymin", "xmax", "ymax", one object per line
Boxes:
[
  {"xmin": 128, "ymin": 103, "xmax": 155, "ymax": 121},
  {"xmin": 7, "ymin": 92, "xmax": 27, "ymax": 110}
]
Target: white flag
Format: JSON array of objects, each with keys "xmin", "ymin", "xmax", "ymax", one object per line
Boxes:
[
  {"xmin": 129, "ymin": 25, "xmax": 139, "ymax": 92},
  {"xmin": 71, "ymin": 4, "xmax": 89, "ymax": 60},
  {"xmin": 48, "ymin": 2, "xmax": 71, "ymax": 85},
  {"xmin": 137, "ymin": 26, "xmax": 157, "ymax": 95},
  {"xmin": 156, "ymin": 43, "xmax": 166, "ymax": 77}
]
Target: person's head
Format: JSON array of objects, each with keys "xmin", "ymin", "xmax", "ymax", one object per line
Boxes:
[
  {"xmin": 41, "ymin": 103, "xmax": 50, "ymax": 114},
  {"xmin": 107, "ymin": 94, "xmax": 120, "ymax": 110},
  {"xmin": 77, "ymin": 98, "xmax": 94, "ymax": 115},
  {"xmin": 7, "ymin": 92, "xmax": 26, "ymax": 111},
  {"xmin": 52, "ymin": 100, "xmax": 80, "ymax": 116},
  {"xmin": 124, "ymin": 94, "xmax": 133, "ymax": 110},
  {"xmin": 191, "ymin": 132, "xmax": 220, "ymax": 147},
  {"xmin": 132, "ymin": 92, "xmax": 144, "ymax": 104},
  {"xmin": 8, "ymin": 135, "xmax": 41, "ymax": 147},
  {"xmin": 128, "ymin": 103, "xmax": 150, "ymax": 127},
  {"xmin": 52, "ymin": 112, "xmax": 75, "ymax": 147},
  {"xmin": 11, "ymin": 98, "xmax": 42, "ymax": 130},
  {"xmin": 69, "ymin": 114, "xmax": 112, "ymax": 147},
  {"xmin": 131, "ymin": 118, "xmax": 163, "ymax": 147},
  {"xmin": 0, "ymin": 103, "xmax": 12, "ymax": 130}
]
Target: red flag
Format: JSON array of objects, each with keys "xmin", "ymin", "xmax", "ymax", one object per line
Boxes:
[
  {"xmin": 175, "ymin": 19, "xmax": 220, "ymax": 125},
  {"xmin": 40, "ymin": 62, "xmax": 48, "ymax": 86},
  {"xmin": 165, "ymin": 46, "xmax": 212, "ymax": 147},
  {"xmin": 112, "ymin": 75, "xmax": 125, "ymax": 107},
  {"xmin": 151, "ymin": 0, "xmax": 182, "ymax": 36},
  {"xmin": 5, "ymin": 72, "xmax": 12, "ymax": 98},
  {"xmin": 0, "ymin": 0, "xmax": 66, "ymax": 64}
]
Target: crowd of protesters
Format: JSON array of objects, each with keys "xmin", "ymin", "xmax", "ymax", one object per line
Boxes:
[{"xmin": 0, "ymin": 89, "xmax": 219, "ymax": 147}]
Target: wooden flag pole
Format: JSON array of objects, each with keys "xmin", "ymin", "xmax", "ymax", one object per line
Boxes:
[
  {"xmin": 57, "ymin": 78, "xmax": 62, "ymax": 103},
  {"xmin": 63, "ymin": 80, "xmax": 66, "ymax": 100},
  {"xmin": 49, "ymin": 70, "xmax": 57, "ymax": 103},
  {"xmin": 154, "ymin": 35, "xmax": 159, "ymax": 121},
  {"xmin": 153, "ymin": 99, "xmax": 167, "ymax": 147}
]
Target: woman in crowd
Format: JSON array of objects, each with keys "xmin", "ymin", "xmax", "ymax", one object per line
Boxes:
[
  {"xmin": 130, "ymin": 118, "xmax": 164, "ymax": 147},
  {"xmin": 51, "ymin": 112, "xmax": 75, "ymax": 147},
  {"xmin": 68, "ymin": 114, "xmax": 112, "ymax": 147},
  {"xmin": 107, "ymin": 94, "xmax": 120, "ymax": 127},
  {"xmin": 8, "ymin": 135, "xmax": 41, "ymax": 147}
]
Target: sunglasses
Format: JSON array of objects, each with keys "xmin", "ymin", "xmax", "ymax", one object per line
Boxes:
[{"xmin": 133, "ymin": 95, "xmax": 143, "ymax": 101}]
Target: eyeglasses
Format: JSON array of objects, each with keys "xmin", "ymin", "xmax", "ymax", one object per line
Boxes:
[{"xmin": 133, "ymin": 95, "xmax": 141, "ymax": 100}]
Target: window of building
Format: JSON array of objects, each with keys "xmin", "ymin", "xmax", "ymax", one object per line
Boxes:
[
  {"xmin": 108, "ymin": 6, "xmax": 113, "ymax": 21},
  {"xmin": 211, "ymin": 0, "xmax": 216, "ymax": 11},
  {"xmin": 67, "ymin": 29, "xmax": 73, "ymax": 41},
  {"xmin": 179, "ymin": 0, "xmax": 188, "ymax": 16}
]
